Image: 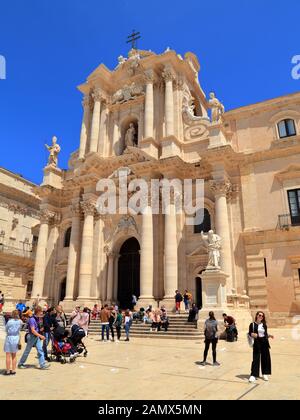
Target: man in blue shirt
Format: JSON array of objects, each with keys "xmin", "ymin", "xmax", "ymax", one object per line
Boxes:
[{"xmin": 16, "ymin": 301, "xmax": 26, "ymax": 317}]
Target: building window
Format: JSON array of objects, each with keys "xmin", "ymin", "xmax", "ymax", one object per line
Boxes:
[
  {"xmin": 26, "ymin": 281, "xmax": 33, "ymax": 299},
  {"xmin": 277, "ymin": 119, "xmax": 296, "ymax": 138},
  {"xmin": 287, "ymin": 189, "xmax": 300, "ymax": 225},
  {"xmin": 264, "ymin": 258, "xmax": 268, "ymax": 278},
  {"xmin": 64, "ymin": 227, "xmax": 72, "ymax": 247},
  {"xmin": 194, "ymin": 208, "xmax": 211, "ymax": 234}
]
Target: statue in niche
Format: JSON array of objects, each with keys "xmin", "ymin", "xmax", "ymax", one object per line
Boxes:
[
  {"xmin": 125, "ymin": 123, "xmax": 137, "ymax": 147},
  {"xmin": 45, "ymin": 136, "xmax": 61, "ymax": 167},
  {"xmin": 208, "ymin": 92, "xmax": 225, "ymax": 123}
]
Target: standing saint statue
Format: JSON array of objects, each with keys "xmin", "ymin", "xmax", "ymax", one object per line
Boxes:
[
  {"xmin": 201, "ymin": 229, "xmax": 222, "ymax": 269},
  {"xmin": 125, "ymin": 123, "xmax": 136, "ymax": 147},
  {"xmin": 208, "ymin": 92, "xmax": 225, "ymax": 123},
  {"xmin": 45, "ymin": 136, "xmax": 61, "ymax": 167}
]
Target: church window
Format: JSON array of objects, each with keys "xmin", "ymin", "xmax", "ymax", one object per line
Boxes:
[
  {"xmin": 64, "ymin": 227, "xmax": 72, "ymax": 247},
  {"xmin": 194, "ymin": 208, "xmax": 211, "ymax": 233},
  {"xmin": 277, "ymin": 119, "xmax": 296, "ymax": 138}
]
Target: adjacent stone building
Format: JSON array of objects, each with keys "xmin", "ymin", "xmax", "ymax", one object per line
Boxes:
[
  {"xmin": 1, "ymin": 48, "xmax": 300, "ymax": 325},
  {"xmin": 0, "ymin": 168, "xmax": 40, "ymax": 307}
]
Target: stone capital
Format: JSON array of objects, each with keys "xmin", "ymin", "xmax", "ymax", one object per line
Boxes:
[
  {"xmin": 210, "ymin": 180, "xmax": 232, "ymax": 197},
  {"xmin": 40, "ymin": 209, "xmax": 56, "ymax": 224},
  {"xmin": 104, "ymin": 245, "xmax": 115, "ymax": 258},
  {"xmin": 70, "ymin": 202, "xmax": 81, "ymax": 217},
  {"xmin": 82, "ymin": 95, "xmax": 92, "ymax": 109},
  {"xmin": 162, "ymin": 65, "xmax": 175, "ymax": 83},
  {"xmin": 80, "ymin": 201, "xmax": 96, "ymax": 216},
  {"xmin": 144, "ymin": 69, "xmax": 155, "ymax": 83},
  {"xmin": 92, "ymin": 88, "xmax": 104, "ymax": 103}
]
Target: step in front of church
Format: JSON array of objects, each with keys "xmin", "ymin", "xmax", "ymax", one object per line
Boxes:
[{"xmin": 86, "ymin": 314, "xmax": 203, "ymax": 340}]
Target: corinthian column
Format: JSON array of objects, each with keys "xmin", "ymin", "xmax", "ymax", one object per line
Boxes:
[
  {"xmin": 138, "ymin": 205, "xmax": 155, "ymax": 307},
  {"xmin": 77, "ymin": 201, "xmax": 95, "ymax": 301},
  {"xmin": 162, "ymin": 66, "xmax": 175, "ymax": 137},
  {"xmin": 162, "ymin": 194, "xmax": 178, "ymax": 310},
  {"xmin": 210, "ymin": 180, "xmax": 233, "ymax": 292},
  {"xmin": 78, "ymin": 95, "xmax": 91, "ymax": 159},
  {"xmin": 89, "ymin": 89, "xmax": 102, "ymax": 153},
  {"xmin": 112, "ymin": 116, "xmax": 120, "ymax": 155},
  {"xmin": 106, "ymin": 250, "xmax": 114, "ymax": 304},
  {"xmin": 31, "ymin": 210, "xmax": 54, "ymax": 299},
  {"xmin": 144, "ymin": 69, "xmax": 154, "ymax": 139},
  {"xmin": 64, "ymin": 202, "xmax": 81, "ymax": 302}
]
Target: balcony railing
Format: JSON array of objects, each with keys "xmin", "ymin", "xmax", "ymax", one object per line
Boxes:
[
  {"xmin": 0, "ymin": 243, "xmax": 35, "ymax": 259},
  {"xmin": 278, "ymin": 213, "xmax": 300, "ymax": 230}
]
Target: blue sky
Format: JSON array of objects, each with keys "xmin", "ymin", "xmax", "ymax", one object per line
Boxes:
[{"xmin": 0, "ymin": 0, "xmax": 299, "ymax": 184}]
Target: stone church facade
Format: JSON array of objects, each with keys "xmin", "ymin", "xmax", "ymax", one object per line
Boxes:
[{"xmin": 1, "ymin": 48, "xmax": 300, "ymax": 325}]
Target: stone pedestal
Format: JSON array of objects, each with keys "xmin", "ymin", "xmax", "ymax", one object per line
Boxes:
[
  {"xmin": 160, "ymin": 135, "xmax": 181, "ymax": 159},
  {"xmin": 42, "ymin": 166, "xmax": 63, "ymax": 189},
  {"xmin": 200, "ymin": 269, "xmax": 228, "ymax": 309},
  {"xmin": 139, "ymin": 137, "xmax": 158, "ymax": 159},
  {"xmin": 207, "ymin": 123, "xmax": 227, "ymax": 149}
]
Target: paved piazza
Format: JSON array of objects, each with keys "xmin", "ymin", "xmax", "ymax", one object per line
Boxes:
[{"xmin": 1, "ymin": 328, "xmax": 299, "ymax": 400}]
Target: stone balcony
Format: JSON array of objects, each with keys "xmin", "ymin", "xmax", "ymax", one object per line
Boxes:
[{"xmin": 0, "ymin": 243, "xmax": 35, "ymax": 267}]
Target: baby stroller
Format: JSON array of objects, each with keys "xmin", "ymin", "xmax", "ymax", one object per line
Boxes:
[
  {"xmin": 69, "ymin": 324, "xmax": 88, "ymax": 357},
  {"xmin": 50, "ymin": 325, "xmax": 77, "ymax": 364}
]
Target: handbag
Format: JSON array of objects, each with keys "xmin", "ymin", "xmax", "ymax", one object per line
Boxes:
[{"xmin": 247, "ymin": 322, "xmax": 255, "ymax": 347}]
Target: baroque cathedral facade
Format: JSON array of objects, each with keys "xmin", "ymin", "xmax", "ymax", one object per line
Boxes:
[{"xmin": 1, "ymin": 47, "xmax": 300, "ymax": 325}]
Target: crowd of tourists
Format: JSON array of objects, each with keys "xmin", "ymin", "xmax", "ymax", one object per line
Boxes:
[{"xmin": 1, "ymin": 291, "xmax": 274, "ymax": 383}]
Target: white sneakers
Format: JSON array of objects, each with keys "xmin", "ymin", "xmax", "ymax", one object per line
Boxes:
[{"xmin": 249, "ymin": 375, "xmax": 269, "ymax": 383}]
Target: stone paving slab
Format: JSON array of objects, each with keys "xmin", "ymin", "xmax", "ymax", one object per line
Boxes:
[{"xmin": 0, "ymin": 328, "xmax": 299, "ymax": 400}]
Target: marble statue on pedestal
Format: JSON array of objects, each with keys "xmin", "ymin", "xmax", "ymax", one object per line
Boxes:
[
  {"xmin": 209, "ymin": 92, "xmax": 225, "ymax": 123},
  {"xmin": 201, "ymin": 229, "xmax": 221, "ymax": 269},
  {"xmin": 45, "ymin": 136, "xmax": 61, "ymax": 167}
]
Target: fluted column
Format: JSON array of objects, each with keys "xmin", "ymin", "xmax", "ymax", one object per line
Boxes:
[
  {"xmin": 112, "ymin": 116, "xmax": 120, "ymax": 155},
  {"xmin": 144, "ymin": 69, "xmax": 154, "ymax": 138},
  {"xmin": 139, "ymin": 205, "xmax": 154, "ymax": 300},
  {"xmin": 113, "ymin": 254, "xmax": 120, "ymax": 301},
  {"xmin": 31, "ymin": 210, "xmax": 54, "ymax": 299},
  {"xmin": 89, "ymin": 89, "xmax": 102, "ymax": 153},
  {"xmin": 64, "ymin": 202, "xmax": 81, "ymax": 300},
  {"xmin": 162, "ymin": 66, "xmax": 175, "ymax": 137},
  {"xmin": 78, "ymin": 95, "xmax": 91, "ymax": 159},
  {"xmin": 210, "ymin": 180, "xmax": 233, "ymax": 292},
  {"xmin": 77, "ymin": 201, "xmax": 95, "ymax": 300},
  {"xmin": 106, "ymin": 250, "xmax": 114, "ymax": 303},
  {"xmin": 163, "ymin": 198, "xmax": 178, "ymax": 299}
]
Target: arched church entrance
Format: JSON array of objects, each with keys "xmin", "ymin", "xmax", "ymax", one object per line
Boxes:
[
  {"xmin": 195, "ymin": 270, "xmax": 204, "ymax": 309},
  {"xmin": 59, "ymin": 277, "xmax": 66, "ymax": 303},
  {"xmin": 117, "ymin": 237, "xmax": 140, "ymax": 309}
]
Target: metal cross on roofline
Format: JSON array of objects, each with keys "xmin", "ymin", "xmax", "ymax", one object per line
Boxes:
[{"xmin": 126, "ymin": 29, "xmax": 141, "ymax": 50}]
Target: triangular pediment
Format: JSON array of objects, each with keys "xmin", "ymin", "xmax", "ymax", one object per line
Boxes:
[{"xmin": 187, "ymin": 243, "xmax": 207, "ymax": 257}]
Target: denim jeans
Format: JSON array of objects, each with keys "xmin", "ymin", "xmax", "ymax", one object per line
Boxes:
[
  {"xmin": 43, "ymin": 332, "xmax": 50, "ymax": 358},
  {"xmin": 101, "ymin": 324, "xmax": 109, "ymax": 340},
  {"xmin": 125, "ymin": 323, "xmax": 130, "ymax": 339},
  {"xmin": 18, "ymin": 334, "xmax": 46, "ymax": 367}
]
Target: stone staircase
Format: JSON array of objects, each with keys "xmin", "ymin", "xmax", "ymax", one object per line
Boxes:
[{"xmin": 87, "ymin": 314, "xmax": 203, "ymax": 340}]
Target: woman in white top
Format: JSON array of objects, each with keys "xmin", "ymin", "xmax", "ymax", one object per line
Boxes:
[
  {"xmin": 248, "ymin": 311, "xmax": 274, "ymax": 383},
  {"xmin": 124, "ymin": 309, "xmax": 132, "ymax": 342}
]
